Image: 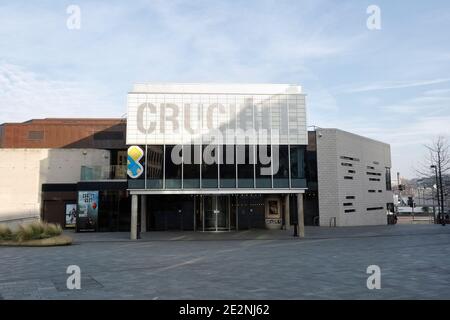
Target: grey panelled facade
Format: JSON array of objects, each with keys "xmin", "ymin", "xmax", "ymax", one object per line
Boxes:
[{"xmin": 315, "ymin": 128, "xmax": 393, "ymax": 226}]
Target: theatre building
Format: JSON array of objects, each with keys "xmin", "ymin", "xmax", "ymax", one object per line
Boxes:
[
  {"xmin": 126, "ymin": 83, "xmax": 308, "ymax": 239},
  {"xmin": 0, "ymin": 83, "xmax": 394, "ymax": 236}
]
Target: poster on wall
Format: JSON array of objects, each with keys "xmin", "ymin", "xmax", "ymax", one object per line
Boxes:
[
  {"xmin": 265, "ymin": 199, "xmax": 282, "ymax": 229},
  {"xmin": 76, "ymin": 191, "xmax": 99, "ymax": 232},
  {"xmin": 65, "ymin": 204, "xmax": 77, "ymax": 228}
]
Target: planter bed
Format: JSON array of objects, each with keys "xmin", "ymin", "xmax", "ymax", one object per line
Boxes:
[{"xmin": 0, "ymin": 235, "xmax": 72, "ymax": 247}]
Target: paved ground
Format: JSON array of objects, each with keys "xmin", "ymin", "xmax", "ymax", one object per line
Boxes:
[{"xmin": 1, "ymin": 224, "xmax": 449, "ymax": 299}]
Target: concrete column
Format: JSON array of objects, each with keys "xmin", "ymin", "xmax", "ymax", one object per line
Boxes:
[
  {"xmin": 140, "ymin": 195, "xmax": 147, "ymax": 233},
  {"xmin": 235, "ymin": 196, "xmax": 239, "ymax": 231},
  {"xmin": 284, "ymin": 194, "xmax": 291, "ymax": 230},
  {"xmin": 297, "ymin": 193, "xmax": 305, "ymax": 238},
  {"xmin": 131, "ymin": 194, "xmax": 138, "ymax": 240},
  {"xmin": 193, "ymin": 196, "xmax": 197, "ymax": 232}
]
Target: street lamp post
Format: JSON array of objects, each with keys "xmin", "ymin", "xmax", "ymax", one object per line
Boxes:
[{"xmin": 431, "ymin": 165, "xmax": 443, "ymax": 225}]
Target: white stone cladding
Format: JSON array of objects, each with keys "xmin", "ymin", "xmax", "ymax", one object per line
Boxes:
[
  {"xmin": 316, "ymin": 129, "xmax": 393, "ymax": 226},
  {"xmin": 0, "ymin": 149, "xmax": 110, "ymax": 222},
  {"xmin": 126, "ymin": 83, "xmax": 307, "ymax": 146}
]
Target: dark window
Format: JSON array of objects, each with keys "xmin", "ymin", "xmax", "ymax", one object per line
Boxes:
[
  {"xmin": 368, "ymin": 190, "xmax": 376, "ymax": 193},
  {"xmin": 183, "ymin": 145, "xmax": 200, "ymax": 189},
  {"xmin": 290, "ymin": 145, "xmax": 306, "ymax": 188},
  {"xmin": 202, "ymin": 145, "xmax": 218, "ymax": 188},
  {"xmin": 385, "ymin": 167, "xmax": 392, "ymax": 190},
  {"xmin": 164, "ymin": 145, "xmax": 182, "ymax": 189},
  {"xmin": 344, "ymin": 176, "xmax": 353, "ymax": 180},
  {"xmin": 93, "ymin": 131, "xmax": 124, "ymax": 140},
  {"xmin": 28, "ymin": 131, "xmax": 44, "ymax": 140},
  {"xmin": 367, "ymin": 207, "xmax": 383, "ymax": 211},
  {"xmin": 344, "ymin": 209, "xmax": 355, "ymax": 213},
  {"xmin": 340, "ymin": 156, "xmax": 360, "ymax": 162},
  {"xmin": 237, "ymin": 145, "xmax": 255, "ymax": 188},
  {"xmin": 341, "ymin": 162, "xmax": 353, "ymax": 167},
  {"xmin": 346, "ymin": 196, "xmax": 355, "ymax": 199},
  {"xmin": 378, "ymin": 190, "xmax": 382, "ymax": 193},
  {"xmin": 369, "ymin": 178, "xmax": 381, "ymax": 181},
  {"xmin": 367, "ymin": 166, "xmax": 375, "ymax": 170},
  {"xmin": 367, "ymin": 172, "xmax": 382, "ymax": 176},
  {"xmin": 220, "ymin": 145, "xmax": 236, "ymax": 188},
  {"xmin": 348, "ymin": 170, "xmax": 355, "ymax": 174},
  {"xmin": 343, "ymin": 203, "xmax": 353, "ymax": 206},
  {"xmin": 274, "ymin": 145, "xmax": 289, "ymax": 188},
  {"xmin": 256, "ymin": 145, "xmax": 272, "ymax": 188}
]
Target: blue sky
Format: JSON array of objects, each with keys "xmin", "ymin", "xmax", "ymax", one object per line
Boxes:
[{"xmin": 0, "ymin": 0, "xmax": 449, "ymax": 178}]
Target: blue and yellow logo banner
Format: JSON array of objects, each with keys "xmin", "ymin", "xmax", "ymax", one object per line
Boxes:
[{"xmin": 127, "ymin": 146, "xmax": 144, "ymax": 179}]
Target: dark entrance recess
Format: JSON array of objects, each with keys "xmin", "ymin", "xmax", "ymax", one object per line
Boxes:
[
  {"xmin": 236, "ymin": 195, "xmax": 265, "ymax": 229},
  {"xmin": 41, "ymin": 182, "xmax": 131, "ymax": 231},
  {"xmin": 144, "ymin": 194, "xmax": 268, "ymax": 231},
  {"xmin": 147, "ymin": 195, "xmax": 194, "ymax": 231},
  {"xmin": 41, "ymin": 183, "xmax": 77, "ymax": 227}
]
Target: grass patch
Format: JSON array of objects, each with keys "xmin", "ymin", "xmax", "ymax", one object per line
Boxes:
[
  {"xmin": 0, "ymin": 221, "xmax": 63, "ymax": 242},
  {"xmin": 0, "ymin": 224, "xmax": 13, "ymax": 240}
]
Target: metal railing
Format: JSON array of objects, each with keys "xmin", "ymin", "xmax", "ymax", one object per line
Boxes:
[
  {"xmin": 80, "ymin": 165, "xmax": 127, "ymax": 181},
  {"xmin": 329, "ymin": 217, "xmax": 337, "ymax": 227}
]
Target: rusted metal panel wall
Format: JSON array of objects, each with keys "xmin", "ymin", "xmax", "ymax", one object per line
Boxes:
[{"xmin": 0, "ymin": 119, "xmax": 126, "ymax": 149}]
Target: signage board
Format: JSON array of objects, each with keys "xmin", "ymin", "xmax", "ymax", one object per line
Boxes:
[{"xmin": 76, "ymin": 191, "xmax": 99, "ymax": 232}]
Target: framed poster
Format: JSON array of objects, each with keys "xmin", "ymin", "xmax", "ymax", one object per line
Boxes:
[
  {"xmin": 265, "ymin": 198, "xmax": 282, "ymax": 229},
  {"xmin": 76, "ymin": 191, "xmax": 99, "ymax": 232},
  {"xmin": 65, "ymin": 204, "xmax": 77, "ymax": 228}
]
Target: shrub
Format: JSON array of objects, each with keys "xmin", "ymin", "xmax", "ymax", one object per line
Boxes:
[
  {"xmin": 30, "ymin": 221, "xmax": 46, "ymax": 236},
  {"xmin": 0, "ymin": 224, "xmax": 13, "ymax": 241},
  {"xmin": 0, "ymin": 221, "xmax": 63, "ymax": 242},
  {"xmin": 45, "ymin": 223, "xmax": 63, "ymax": 238}
]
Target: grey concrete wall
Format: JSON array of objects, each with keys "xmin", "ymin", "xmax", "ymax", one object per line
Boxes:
[{"xmin": 316, "ymin": 129, "xmax": 393, "ymax": 226}]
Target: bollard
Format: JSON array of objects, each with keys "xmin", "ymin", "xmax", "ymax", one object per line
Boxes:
[{"xmin": 293, "ymin": 223, "xmax": 298, "ymax": 237}]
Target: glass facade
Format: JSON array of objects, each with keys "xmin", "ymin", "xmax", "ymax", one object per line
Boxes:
[
  {"xmin": 202, "ymin": 144, "xmax": 218, "ymax": 188},
  {"xmin": 220, "ymin": 145, "xmax": 236, "ymax": 188},
  {"xmin": 147, "ymin": 145, "xmax": 163, "ymax": 188},
  {"xmin": 183, "ymin": 144, "xmax": 201, "ymax": 189},
  {"xmin": 273, "ymin": 145, "xmax": 289, "ymax": 188},
  {"xmin": 237, "ymin": 145, "xmax": 255, "ymax": 188},
  {"xmin": 128, "ymin": 144, "xmax": 307, "ymax": 190},
  {"xmin": 255, "ymin": 145, "xmax": 272, "ymax": 188},
  {"xmin": 290, "ymin": 145, "xmax": 306, "ymax": 187},
  {"xmin": 165, "ymin": 145, "xmax": 182, "ymax": 189}
]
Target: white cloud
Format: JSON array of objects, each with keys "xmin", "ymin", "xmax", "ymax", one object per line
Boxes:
[
  {"xmin": 337, "ymin": 78, "xmax": 450, "ymax": 94},
  {"xmin": 0, "ymin": 63, "xmax": 122, "ymax": 123},
  {"xmin": 381, "ymin": 95, "xmax": 450, "ymax": 115}
]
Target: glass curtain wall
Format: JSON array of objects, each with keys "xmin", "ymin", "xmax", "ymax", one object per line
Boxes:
[
  {"xmin": 202, "ymin": 144, "xmax": 218, "ymax": 188},
  {"xmin": 130, "ymin": 144, "xmax": 307, "ymax": 189},
  {"xmin": 165, "ymin": 145, "xmax": 182, "ymax": 189},
  {"xmin": 183, "ymin": 145, "xmax": 201, "ymax": 188},
  {"xmin": 146, "ymin": 145, "xmax": 164, "ymax": 188},
  {"xmin": 220, "ymin": 145, "xmax": 236, "ymax": 188},
  {"xmin": 290, "ymin": 145, "xmax": 306, "ymax": 188}
]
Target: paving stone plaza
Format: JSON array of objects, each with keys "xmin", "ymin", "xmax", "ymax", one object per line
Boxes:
[{"xmin": 1, "ymin": 225, "xmax": 449, "ymax": 299}]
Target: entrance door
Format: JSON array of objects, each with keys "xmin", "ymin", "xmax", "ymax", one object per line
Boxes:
[{"xmin": 202, "ymin": 196, "xmax": 229, "ymax": 231}]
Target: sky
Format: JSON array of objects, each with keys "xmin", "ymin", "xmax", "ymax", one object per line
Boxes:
[{"xmin": 0, "ymin": 0, "xmax": 449, "ymax": 179}]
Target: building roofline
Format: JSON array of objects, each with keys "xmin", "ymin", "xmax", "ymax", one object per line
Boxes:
[
  {"xmin": 312, "ymin": 127, "xmax": 390, "ymax": 147},
  {"xmin": 0, "ymin": 118, "xmax": 125, "ymax": 126},
  {"xmin": 130, "ymin": 83, "xmax": 303, "ymax": 95}
]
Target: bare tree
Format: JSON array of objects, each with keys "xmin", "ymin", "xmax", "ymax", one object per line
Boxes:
[{"xmin": 416, "ymin": 136, "xmax": 450, "ymax": 220}]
